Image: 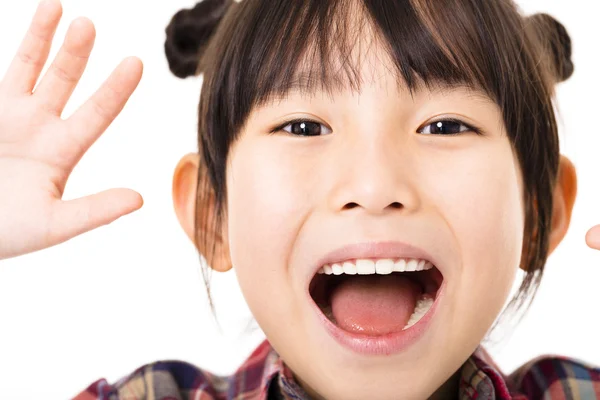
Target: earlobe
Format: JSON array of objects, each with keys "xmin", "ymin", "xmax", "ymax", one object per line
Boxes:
[
  {"xmin": 172, "ymin": 153, "xmax": 232, "ymax": 272},
  {"xmin": 548, "ymin": 155, "xmax": 578, "ymax": 254}
]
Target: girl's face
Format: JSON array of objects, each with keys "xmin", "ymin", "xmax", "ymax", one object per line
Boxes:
[{"xmin": 225, "ymin": 41, "xmax": 525, "ymax": 399}]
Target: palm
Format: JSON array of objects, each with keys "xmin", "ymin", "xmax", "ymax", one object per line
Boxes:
[{"xmin": 0, "ymin": 0, "xmax": 143, "ymax": 260}]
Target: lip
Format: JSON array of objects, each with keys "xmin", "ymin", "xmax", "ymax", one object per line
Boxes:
[
  {"xmin": 312, "ymin": 280, "xmax": 446, "ymax": 356},
  {"xmin": 308, "ymin": 241, "xmax": 443, "ymax": 284},
  {"xmin": 306, "ymin": 240, "xmax": 445, "ymax": 356}
]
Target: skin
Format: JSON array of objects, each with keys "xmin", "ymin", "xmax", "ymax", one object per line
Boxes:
[
  {"xmin": 173, "ymin": 34, "xmax": 579, "ymax": 400},
  {"xmin": 0, "ymin": 1, "xmax": 143, "ymax": 262}
]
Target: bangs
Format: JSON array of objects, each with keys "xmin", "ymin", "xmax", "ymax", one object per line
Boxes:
[
  {"xmin": 242, "ymin": 0, "xmax": 479, "ymax": 104},
  {"xmin": 199, "ymin": 0, "xmax": 524, "ymax": 125}
]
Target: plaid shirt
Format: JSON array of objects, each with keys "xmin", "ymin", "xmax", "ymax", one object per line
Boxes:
[{"xmin": 73, "ymin": 340, "xmax": 600, "ymax": 400}]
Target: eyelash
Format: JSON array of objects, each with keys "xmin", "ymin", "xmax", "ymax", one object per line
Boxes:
[
  {"xmin": 269, "ymin": 118, "xmax": 331, "ymax": 136},
  {"xmin": 269, "ymin": 117, "xmax": 483, "ymax": 137}
]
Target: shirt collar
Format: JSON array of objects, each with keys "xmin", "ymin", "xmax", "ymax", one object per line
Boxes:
[
  {"xmin": 259, "ymin": 343, "xmax": 311, "ymax": 400},
  {"xmin": 257, "ymin": 341, "xmax": 525, "ymax": 400}
]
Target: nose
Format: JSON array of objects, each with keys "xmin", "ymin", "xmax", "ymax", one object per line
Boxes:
[{"xmin": 328, "ymin": 132, "xmax": 420, "ymax": 216}]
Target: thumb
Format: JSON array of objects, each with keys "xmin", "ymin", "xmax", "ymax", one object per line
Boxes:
[{"xmin": 49, "ymin": 188, "xmax": 143, "ymax": 245}]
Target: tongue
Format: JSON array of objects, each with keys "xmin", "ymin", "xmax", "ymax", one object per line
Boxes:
[{"xmin": 330, "ymin": 275, "xmax": 422, "ymax": 336}]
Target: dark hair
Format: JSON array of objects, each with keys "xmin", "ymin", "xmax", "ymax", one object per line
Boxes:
[{"xmin": 164, "ymin": 0, "xmax": 574, "ymax": 322}]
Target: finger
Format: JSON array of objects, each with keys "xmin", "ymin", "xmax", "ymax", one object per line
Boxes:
[
  {"xmin": 585, "ymin": 225, "xmax": 600, "ymax": 250},
  {"xmin": 34, "ymin": 17, "xmax": 95, "ymax": 115},
  {"xmin": 2, "ymin": 0, "xmax": 63, "ymax": 94},
  {"xmin": 49, "ymin": 188, "xmax": 143, "ymax": 245},
  {"xmin": 66, "ymin": 57, "xmax": 143, "ymax": 162}
]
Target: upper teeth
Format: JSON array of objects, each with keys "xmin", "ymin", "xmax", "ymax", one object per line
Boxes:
[{"xmin": 317, "ymin": 258, "xmax": 433, "ymax": 276}]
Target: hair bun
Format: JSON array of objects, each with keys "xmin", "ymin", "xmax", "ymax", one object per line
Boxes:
[
  {"xmin": 527, "ymin": 13, "xmax": 574, "ymax": 83},
  {"xmin": 165, "ymin": 0, "xmax": 231, "ymax": 78}
]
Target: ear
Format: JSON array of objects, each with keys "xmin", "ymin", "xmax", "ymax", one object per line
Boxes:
[
  {"xmin": 547, "ymin": 155, "xmax": 578, "ymax": 254},
  {"xmin": 172, "ymin": 153, "xmax": 232, "ymax": 272}
]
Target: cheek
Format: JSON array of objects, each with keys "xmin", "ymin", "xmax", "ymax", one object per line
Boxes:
[
  {"xmin": 225, "ymin": 140, "xmax": 313, "ymax": 324},
  {"xmin": 429, "ymin": 141, "xmax": 524, "ymax": 322}
]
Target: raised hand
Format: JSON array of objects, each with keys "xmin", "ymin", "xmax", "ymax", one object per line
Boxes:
[{"xmin": 0, "ymin": 0, "xmax": 143, "ymax": 260}]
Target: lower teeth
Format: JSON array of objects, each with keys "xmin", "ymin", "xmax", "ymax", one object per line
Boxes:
[{"xmin": 402, "ymin": 294, "xmax": 434, "ymax": 330}]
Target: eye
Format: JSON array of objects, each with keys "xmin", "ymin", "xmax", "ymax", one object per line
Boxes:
[
  {"xmin": 417, "ymin": 119, "xmax": 479, "ymax": 136},
  {"xmin": 272, "ymin": 119, "xmax": 333, "ymax": 137}
]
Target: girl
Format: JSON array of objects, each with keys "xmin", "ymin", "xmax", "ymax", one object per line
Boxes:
[{"xmin": 0, "ymin": 0, "xmax": 598, "ymax": 399}]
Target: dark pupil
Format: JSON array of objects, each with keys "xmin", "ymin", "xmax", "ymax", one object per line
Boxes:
[
  {"xmin": 430, "ymin": 121, "xmax": 461, "ymax": 134},
  {"xmin": 292, "ymin": 121, "xmax": 321, "ymax": 136}
]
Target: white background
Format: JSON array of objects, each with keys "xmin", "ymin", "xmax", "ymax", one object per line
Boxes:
[{"xmin": 0, "ymin": 0, "xmax": 598, "ymax": 398}]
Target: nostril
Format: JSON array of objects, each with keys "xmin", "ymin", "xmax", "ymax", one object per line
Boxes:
[
  {"xmin": 343, "ymin": 202, "xmax": 360, "ymax": 210},
  {"xmin": 342, "ymin": 202, "xmax": 403, "ymax": 211}
]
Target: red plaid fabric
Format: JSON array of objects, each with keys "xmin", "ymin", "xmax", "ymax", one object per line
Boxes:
[{"xmin": 72, "ymin": 340, "xmax": 600, "ymax": 400}]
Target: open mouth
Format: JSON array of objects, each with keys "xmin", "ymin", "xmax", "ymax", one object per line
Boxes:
[{"xmin": 309, "ymin": 258, "xmax": 444, "ymax": 337}]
